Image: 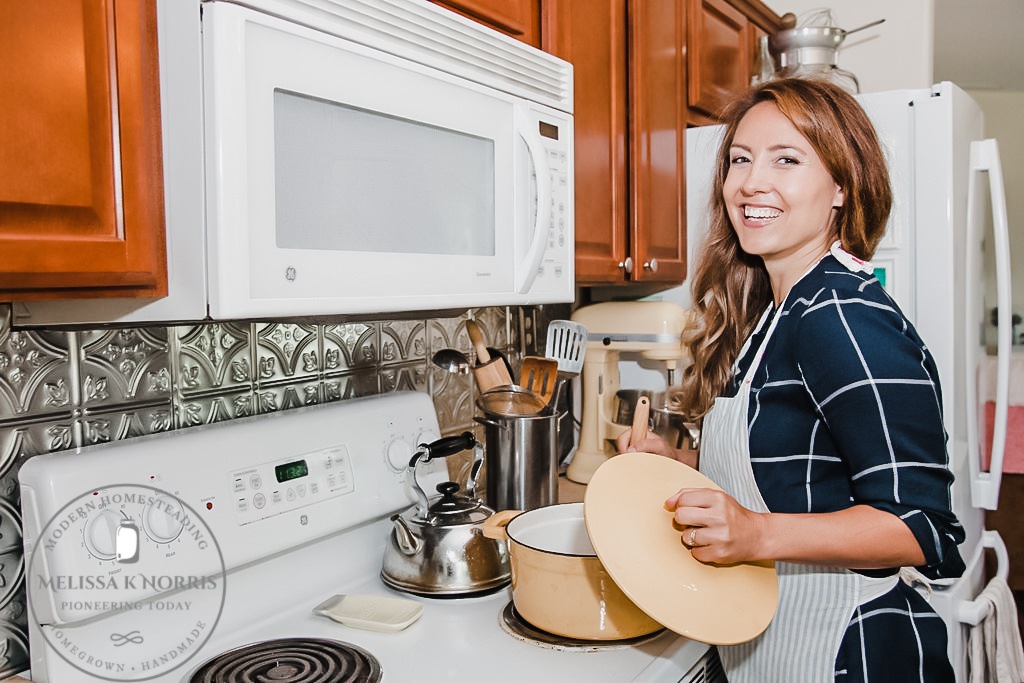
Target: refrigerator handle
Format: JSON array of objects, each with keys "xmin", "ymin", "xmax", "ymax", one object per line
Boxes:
[
  {"xmin": 955, "ymin": 530, "xmax": 1009, "ymax": 626},
  {"xmin": 964, "ymin": 138, "xmax": 1012, "ymax": 511}
]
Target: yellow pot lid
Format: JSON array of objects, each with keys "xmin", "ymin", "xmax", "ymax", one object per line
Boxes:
[{"xmin": 583, "ymin": 452, "xmax": 779, "ymax": 645}]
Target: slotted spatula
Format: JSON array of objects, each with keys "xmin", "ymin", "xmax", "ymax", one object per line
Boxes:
[
  {"xmin": 544, "ymin": 320, "xmax": 588, "ymax": 410},
  {"xmin": 520, "ymin": 355, "xmax": 559, "ymax": 406}
]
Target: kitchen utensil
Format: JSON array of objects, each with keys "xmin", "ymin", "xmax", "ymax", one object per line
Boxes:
[
  {"xmin": 568, "ymin": 301, "xmax": 689, "ymax": 483},
  {"xmin": 584, "ymin": 452, "xmax": 778, "ymax": 645},
  {"xmin": 431, "ymin": 348, "xmax": 472, "ymax": 375},
  {"xmin": 312, "ymin": 594, "xmax": 423, "ymax": 632},
  {"xmin": 545, "ymin": 319, "xmax": 587, "ymax": 375},
  {"xmin": 466, "ymin": 319, "xmax": 514, "ymax": 391},
  {"xmin": 475, "ymin": 408, "xmax": 561, "ymax": 511},
  {"xmin": 520, "ymin": 355, "xmax": 558, "ymax": 406},
  {"xmin": 629, "ymin": 395, "xmax": 649, "ymax": 446},
  {"xmin": 381, "ymin": 432, "xmax": 511, "ymax": 596},
  {"xmin": 544, "ymin": 319, "xmax": 587, "ymax": 409},
  {"xmin": 482, "ymin": 503, "xmax": 663, "ymax": 640},
  {"xmin": 487, "ymin": 346, "xmax": 516, "ymax": 381},
  {"xmin": 767, "ymin": 17, "xmax": 884, "ymax": 94},
  {"xmin": 476, "ymin": 385, "xmax": 546, "ymax": 417}
]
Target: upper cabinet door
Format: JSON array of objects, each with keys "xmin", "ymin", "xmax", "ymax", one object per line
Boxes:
[
  {"xmin": 687, "ymin": 0, "xmax": 751, "ymax": 121},
  {"xmin": 432, "ymin": 0, "xmax": 543, "ymax": 47},
  {"xmin": 0, "ymin": 0, "xmax": 166, "ymax": 300},
  {"xmin": 546, "ymin": 0, "xmax": 632, "ymax": 283},
  {"xmin": 628, "ymin": 0, "xmax": 687, "ymax": 283}
]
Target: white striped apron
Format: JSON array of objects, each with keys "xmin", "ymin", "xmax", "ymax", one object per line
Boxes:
[{"xmin": 699, "ymin": 302, "xmax": 897, "ymax": 683}]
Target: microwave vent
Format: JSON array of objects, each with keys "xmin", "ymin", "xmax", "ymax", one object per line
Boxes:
[{"xmin": 225, "ymin": 0, "xmax": 573, "ymax": 113}]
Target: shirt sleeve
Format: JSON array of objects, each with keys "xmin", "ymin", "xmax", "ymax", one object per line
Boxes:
[{"xmin": 794, "ymin": 286, "xmax": 966, "ymax": 580}]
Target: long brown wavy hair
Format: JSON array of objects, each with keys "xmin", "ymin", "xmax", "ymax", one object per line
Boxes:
[{"xmin": 677, "ymin": 78, "xmax": 893, "ymax": 420}]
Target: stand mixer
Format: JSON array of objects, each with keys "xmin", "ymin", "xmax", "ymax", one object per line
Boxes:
[{"xmin": 567, "ymin": 301, "xmax": 690, "ymax": 483}]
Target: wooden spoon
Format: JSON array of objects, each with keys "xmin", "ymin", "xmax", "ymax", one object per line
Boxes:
[{"xmin": 629, "ymin": 396, "xmax": 650, "ymax": 447}]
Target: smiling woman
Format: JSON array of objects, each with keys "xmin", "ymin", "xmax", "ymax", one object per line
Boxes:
[{"xmin": 618, "ymin": 78, "xmax": 964, "ymax": 683}]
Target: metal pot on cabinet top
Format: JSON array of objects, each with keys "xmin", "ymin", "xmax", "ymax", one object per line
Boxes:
[{"xmin": 380, "ymin": 432, "xmax": 511, "ymax": 597}]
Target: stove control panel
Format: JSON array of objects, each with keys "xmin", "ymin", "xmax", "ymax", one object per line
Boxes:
[{"xmin": 229, "ymin": 444, "xmax": 356, "ymax": 525}]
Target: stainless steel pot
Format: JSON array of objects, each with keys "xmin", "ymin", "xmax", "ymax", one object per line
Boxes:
[
  {"xmin": 380, "ymin": 433, "xmax": 511, "ymax": 596},
  {"xmin": 474, "ymin": 408, "xmax": 561, "ymax": 511},
  {"xmin": 482, "ymin": 503, "xmax": 662, "ymax": 640}
]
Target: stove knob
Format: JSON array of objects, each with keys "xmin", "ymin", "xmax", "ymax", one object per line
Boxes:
[
  {"xmin": 385, "ymin": 438, "xmax": 413, "ymax": 472},
  {"xmin": 143, "ymin": 494, "xmax": 185, "ymax": 544},
  {"xmin": 82, "ymin": 509, "xmax": 122, "ymax": 561}
]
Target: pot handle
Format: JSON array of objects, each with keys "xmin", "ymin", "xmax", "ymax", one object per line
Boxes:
[
  {"xmin": 473, "ymin": 415, "xmax": 509, "ymax": 430},
  {"xmin": 481, "ymin": 509, "xmax": 523, "ymax": 541}
]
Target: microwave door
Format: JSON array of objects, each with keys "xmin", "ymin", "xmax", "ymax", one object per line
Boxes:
[{"xmin": 203, "ymin": 3, "xmax": 522, "ymax": 318}]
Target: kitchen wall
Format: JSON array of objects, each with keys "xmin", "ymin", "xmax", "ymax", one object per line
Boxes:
[{"xmin": 0, "ymin": 303, "xmax": 562, "ymax": 677}]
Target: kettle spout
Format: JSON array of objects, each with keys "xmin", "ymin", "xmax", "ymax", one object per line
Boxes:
[{"xmin": 390, "ymin": 513, "xmax": 422, "ymax": 556}]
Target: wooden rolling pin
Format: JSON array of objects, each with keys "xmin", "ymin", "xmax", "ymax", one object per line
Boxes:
[{"xmin": 466, "ymin": 320, "xmax": 513, "ymax": 391}]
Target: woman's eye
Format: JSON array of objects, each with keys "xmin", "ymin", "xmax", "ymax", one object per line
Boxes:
[
  {"xmin": 729, "ymin": 154, "xmax": 750, "ymax": 165},
  {"xmin": 777, "ymin": 156, "xmax": 799, "ymax": 165}
]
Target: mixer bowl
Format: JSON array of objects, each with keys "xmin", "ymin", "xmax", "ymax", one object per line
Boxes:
[{"xmin": 613, "ymin": 389, "xmax": 699, "ymax": 450}]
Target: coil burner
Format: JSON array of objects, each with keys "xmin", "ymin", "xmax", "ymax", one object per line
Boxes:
[
  {"xmin": 189, "ymin": 638, "xmax": 382, "ymax": 682},
  {"xmin": 499, "ymin": 601, "xmax": 664, "ymax": 652}
]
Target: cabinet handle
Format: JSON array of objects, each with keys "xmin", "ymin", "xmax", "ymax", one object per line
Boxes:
[
  {"xmin": 618, "ymin": 257, "xmax": 634, "ymax": 274},
  {"xmin": 643, "ymin": 259, "xmax": 659, "ymax": 272}
]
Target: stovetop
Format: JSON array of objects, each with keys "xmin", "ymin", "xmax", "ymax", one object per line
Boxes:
[{"xmin": 18, "ymin": 392, "xmax": 712, "ymax": 682}]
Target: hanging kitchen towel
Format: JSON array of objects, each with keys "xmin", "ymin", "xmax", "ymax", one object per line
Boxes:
[{"xmin": 968, "ymin": 576, "xmax": 1024, "ymax": 683}]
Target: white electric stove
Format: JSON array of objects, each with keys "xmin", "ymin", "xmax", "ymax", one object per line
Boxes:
[{"xmin": 19, "ymin": 391, "xmax": 717, "ymax": 682}]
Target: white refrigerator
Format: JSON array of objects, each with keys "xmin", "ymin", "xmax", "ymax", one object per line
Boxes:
[{"xmin": 683, "ymin": 81, "xmax": 1014, "ymax": 681}]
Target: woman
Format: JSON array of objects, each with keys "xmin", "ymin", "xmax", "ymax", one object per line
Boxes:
[{"xmin": 617, "ymin": 78, "xmax": 965, "ymax": 682}]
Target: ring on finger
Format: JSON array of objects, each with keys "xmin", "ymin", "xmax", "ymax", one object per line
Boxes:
[{"xmin": 687, "ymin": 528, "xmax": 697, "ymax": 546}]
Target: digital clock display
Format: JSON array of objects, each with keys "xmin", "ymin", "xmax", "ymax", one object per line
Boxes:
[{"xmin": 275, "ymin": 460, "xmax": 309, "ymax": 483}]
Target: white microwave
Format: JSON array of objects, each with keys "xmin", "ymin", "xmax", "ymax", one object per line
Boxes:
[{"xmin": 17, "ymin": 0, "xmax": 574, "ymax": 325}]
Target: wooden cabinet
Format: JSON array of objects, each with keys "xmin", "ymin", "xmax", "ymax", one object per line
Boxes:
[
  {"xmin": 546, "ymin": 0, "xmax": 689, "ymax": 285},
  {"xmin": 688, "ymin": 0, "xmax": 778, "ymax": 125},
  {"xmin": 687, "ymin": 0, "xmax": 751, "ymax": 123},
  {"xmin": 432, "ymin": 0, "xmax": 542, "ymax": 48},
  {"xmin": 0, "ymin": 0, "xmax": 166, "ymax": 301},
  {"xmin": 546, "ymin": 0, "xmax": 778, "ymax": 286}
]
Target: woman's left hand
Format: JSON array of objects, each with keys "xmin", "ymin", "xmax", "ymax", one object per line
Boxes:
[{"xmin": 665, "ymin": 488, "xmax": 767, "ymax": 565}]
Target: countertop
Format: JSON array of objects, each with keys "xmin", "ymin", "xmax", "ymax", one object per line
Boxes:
[{"xmin": 558, "ymin": 473, "xmax": 586, "ymax": 503}]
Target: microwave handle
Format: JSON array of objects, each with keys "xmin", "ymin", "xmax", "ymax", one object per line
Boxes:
[{"xmin": 514, "ymin": 105, "xmax": 552, "ymax": 294}]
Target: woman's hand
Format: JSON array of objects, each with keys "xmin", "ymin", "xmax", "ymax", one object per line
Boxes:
[
  {"xmin": 665, "ymin": 492, "xmax": 927, "ymax": 569},
  {"xmin": 615, "ymin": 428, "xmax": 697, "ymax": 467},
  {"xmin": 665, "ymin": 488, "xmax": 767, "ymax": 565}
]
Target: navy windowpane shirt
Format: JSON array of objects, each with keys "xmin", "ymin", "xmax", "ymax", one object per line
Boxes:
[{"xmin": 727, "ymin": 255, "xmax": 965, "ymax": 681}]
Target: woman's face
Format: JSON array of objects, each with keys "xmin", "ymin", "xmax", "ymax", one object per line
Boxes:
[{"xmin": 723, "ymin": 101, "xmax": 843, "ymax": 271}]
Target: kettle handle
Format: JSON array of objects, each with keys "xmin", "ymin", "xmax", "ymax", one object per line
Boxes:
[
  {"xmin": 413, "ymin": 431, "xmax": 477, "ymax": 465},
  {"xmin": 408, "ymin": 432, "xmax": 477, "ymax": 516}
]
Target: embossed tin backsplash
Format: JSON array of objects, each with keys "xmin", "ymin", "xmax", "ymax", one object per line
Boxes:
[{"xmin": 0, "ymin": 304, "xmax": 559, "ymax": 678}]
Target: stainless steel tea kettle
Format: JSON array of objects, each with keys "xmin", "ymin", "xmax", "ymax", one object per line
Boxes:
[{"xmin": 380, "ymin": 432, "xmax": 511, "ymax": 596}]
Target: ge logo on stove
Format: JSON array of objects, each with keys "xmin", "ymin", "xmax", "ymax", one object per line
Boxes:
[{"xmin": 27, "ymin": 483, "xmax": 227, "ymax": 681}]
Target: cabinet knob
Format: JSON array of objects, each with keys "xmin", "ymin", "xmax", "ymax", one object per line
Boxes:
[
  {"xmin": 643, "ymin": 259, "xmax": 659, "ymax": 272},
  {"xmin": 618, "ymin": 257, "xmax": 634, "ymax": 274}
]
